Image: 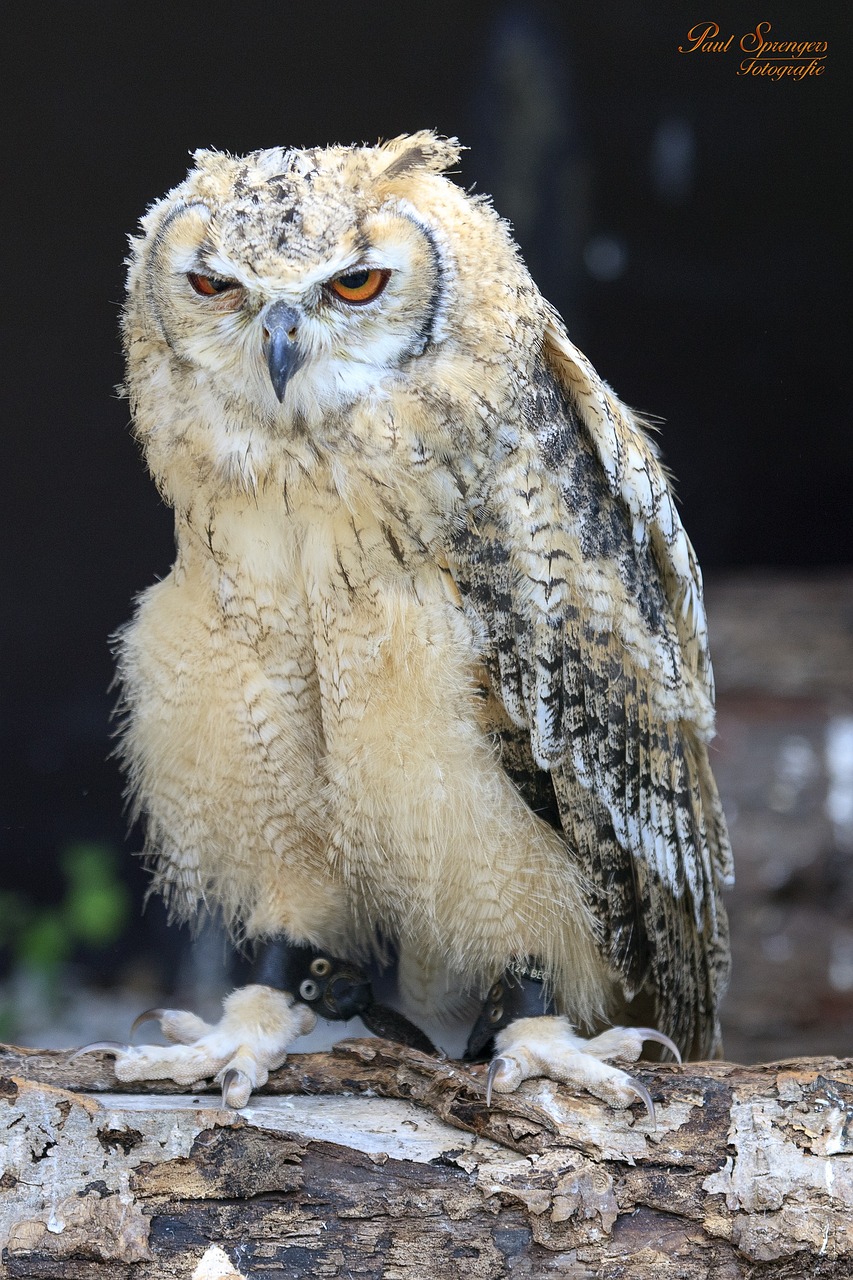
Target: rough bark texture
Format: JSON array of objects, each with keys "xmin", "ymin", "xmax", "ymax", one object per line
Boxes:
[{"xmin": 2, "ymin": 1040, "xmax": 852, "ymax": 1278}]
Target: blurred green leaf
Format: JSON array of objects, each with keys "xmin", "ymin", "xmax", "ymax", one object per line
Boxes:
[
  {"xmin": 66, "ymin": 881, "xmax": 130, "ymax": 946},
  {"xmin": 18, "ymin": 911, "xmax": 72, "ymax": 971},
  {"xmin": 61, "ymin": 842, "xmax": 129, "ymax": 946},
  {"xmin": 2, "ymin": 842, "xmax": 129, "ymax": 975}
]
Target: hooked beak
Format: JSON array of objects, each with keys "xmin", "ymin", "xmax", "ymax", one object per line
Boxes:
[{"xmin": 262, "ymin": 301, "xmax": 304, "ymax": 402}]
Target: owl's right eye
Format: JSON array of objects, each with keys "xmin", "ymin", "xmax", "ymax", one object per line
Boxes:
[{"xmin": 187, "ymin": 272, "xmax": 240, "ymax": 297}]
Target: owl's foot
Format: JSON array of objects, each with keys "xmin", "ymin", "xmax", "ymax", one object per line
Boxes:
[
  {"xmin": 485, "ymin": 1016, "xmax": 681, "ymax": 1123},
  {"xmin": 79, "ymin": 984, "xmax": 316, "ymax": 1107}
]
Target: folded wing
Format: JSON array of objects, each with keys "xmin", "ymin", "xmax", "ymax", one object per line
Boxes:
[{"xmin": 446, "ymin": 312, "xmax": 732, "ymax": 1057}]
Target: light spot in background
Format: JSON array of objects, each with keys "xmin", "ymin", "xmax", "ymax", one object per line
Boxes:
[
  {"xmin": 768, "ymin": 734, "xmax": 820, "ymax": 813},
  {"xmin": 583, "ymin": 234, "xmax": 628, "ymax": 282},
  {"xmin": 829, "ymin": 930, "xmax": 853, "ymax": 993},
  {"xmin": 761, "ymin": 932, "xmax": 793, "ymax": 964},
  {"xmin": 826, "ymin": 715, "xmax": 853, "ymax": 851},
  {"xmin": 650, "ymin": 115, "xmax": 696, "ymax": 203},
  {"xmin": 759, "ymin": 858, "xmax": 792, "ymax": 891}
]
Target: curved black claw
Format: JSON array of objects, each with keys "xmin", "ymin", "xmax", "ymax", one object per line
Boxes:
[
  {"xmin": 70, "ymin": 1041, "xmax": 128, "ymax": 1060},
  {"xmin": 130, "ymin": 1008, "xmax": 165, "ymax": 1038},
  {"xmin": 635, "ymin": 1027, "xmax": 682, "ymax": 1064},
  {"xmin": 485, "ymin": 1056, "xmax": 509, "ymax": 1107},
  {"xmin": 627, "ymin": 1076, "xmax": 656, "ymax": 1127}
]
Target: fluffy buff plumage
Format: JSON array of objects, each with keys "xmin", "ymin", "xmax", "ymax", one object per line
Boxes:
[{"xmin": 113, "ymin": 133, "xmax": 731, "ymax": 1093}]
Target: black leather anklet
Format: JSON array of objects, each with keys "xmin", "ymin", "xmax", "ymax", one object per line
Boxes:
[
  {"xmin": 465, "ymin": 958, "xmax": 556, "ymax": 1060},
  {"xmin": 251, "ymin": 938, "xmax": 436, "ymax": 1054}
]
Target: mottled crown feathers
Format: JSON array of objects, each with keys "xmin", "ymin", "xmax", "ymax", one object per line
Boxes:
[{"xmin": 186, "ymin": 131, "xmax": 463, "ymax": 194}]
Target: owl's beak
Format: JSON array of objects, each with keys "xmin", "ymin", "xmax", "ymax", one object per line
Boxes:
[{"xmin": 262, "ymin": 301, "xmax": 304, "ymax": 402}]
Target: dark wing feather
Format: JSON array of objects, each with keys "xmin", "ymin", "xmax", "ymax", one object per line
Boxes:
[{"xmin": 447, "ymin": 315, "xmax": 731, "ymax": 1057}]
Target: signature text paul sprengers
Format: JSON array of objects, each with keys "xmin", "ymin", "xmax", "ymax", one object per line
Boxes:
[{"xmin": 679, "ymin": 22, "xmax": 827, "ymax": 77}]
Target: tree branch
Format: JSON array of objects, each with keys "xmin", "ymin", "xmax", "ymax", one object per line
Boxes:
[{"xmin": 2, "ymin": 1041, "xmax": 852, "ymax": 1278}]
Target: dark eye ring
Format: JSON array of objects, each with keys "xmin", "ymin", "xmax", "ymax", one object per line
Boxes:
[{"xmin": 187, "ymin": 272, "xmax": 240, "ymax": 297}]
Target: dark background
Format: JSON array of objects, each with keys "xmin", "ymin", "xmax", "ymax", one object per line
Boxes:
[{"xmin": 2, "ymin": 2, "xmax": 850, "ymax": 1026}]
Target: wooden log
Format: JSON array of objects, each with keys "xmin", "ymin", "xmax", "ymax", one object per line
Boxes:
[{"xmin": 2, "ymin": 1040, "xmax": 852, "ymax": 1278}]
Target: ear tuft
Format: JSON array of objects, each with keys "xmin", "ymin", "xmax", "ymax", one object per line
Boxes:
[
  {"xmin": 190, "ymin": 147, "xmax": 227, "ymax": 167},
  {"xmin": 377, "ymin": 131, "xmax": 464, "ymax": 182}
]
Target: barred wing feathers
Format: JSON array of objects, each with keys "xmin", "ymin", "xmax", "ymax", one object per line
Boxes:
[{"xmin": 447, "ymin": 315, "xmax": 732, "ymax": 1057}]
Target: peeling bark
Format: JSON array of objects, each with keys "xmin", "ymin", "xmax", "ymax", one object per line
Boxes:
[{"xmin": 1, "ymin": 1041, "xmax": 852, "ymax": 1278}]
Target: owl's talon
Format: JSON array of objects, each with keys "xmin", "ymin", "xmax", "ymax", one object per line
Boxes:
[
  {"xmin": 71, "ymin": 1041, "xmax": 128, "ymax": 1059},
  {"xmin": 220, "ymin": 1067, "xmax": 252, "ymax": 1108},
  {"xmin": 485, "ymin": 1055, "xmax": 510, "ymax": 1106},
  {"xmin": 626, "ymin": 1076, "xmax": 656, "ymax": 1126},
  {"xmin": 633, "ymin": 1027, "xmax": 682, "ymax": 1064},
  {"xmin": 130, "ymin": 1008, "xmax": 164, "ymax": 1037}
]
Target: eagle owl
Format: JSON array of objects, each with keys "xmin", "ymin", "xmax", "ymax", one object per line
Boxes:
[{"xmin": 107, "ymin": 133, "xmax": 732, "ymax": 1111}]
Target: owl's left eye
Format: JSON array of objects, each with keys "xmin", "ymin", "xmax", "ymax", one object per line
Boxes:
[
  {"xmin": 187, "ymin": 272, "xmax": 241, "ymax": 297},
  {"xmin": 328, "ymin": 268, "xmax": 391, "ymax": 305}
]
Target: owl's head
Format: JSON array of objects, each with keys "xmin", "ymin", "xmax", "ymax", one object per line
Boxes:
[
  {"xmin": 126, "ymin": 133, "xmax": 529, "ymax": 430},
  {"xmin": 122, "ymin": 133, "xmax": 540, "ymax": 505}
]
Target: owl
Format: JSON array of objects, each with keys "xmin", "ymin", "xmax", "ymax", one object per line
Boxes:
[{"xmin": 103, "ymin": 132, "xmax": 732, "ymax": 1113}]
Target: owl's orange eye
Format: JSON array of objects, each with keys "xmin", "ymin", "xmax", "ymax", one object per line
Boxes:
[
  {"xmin": 328, "ymin": 268, "xmax": 390, "ymax": 305},
  {"xmin": 187, "ymin": 272, "xmax": 239, "ymax": 296}
]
